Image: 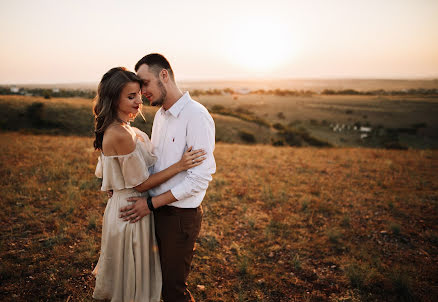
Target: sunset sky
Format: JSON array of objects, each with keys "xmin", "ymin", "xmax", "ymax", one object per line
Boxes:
[{"xmin": 0, "ymin": 0, "xmax": 437, "ymax": 84}]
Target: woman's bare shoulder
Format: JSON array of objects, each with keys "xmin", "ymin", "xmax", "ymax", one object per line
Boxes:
[{"xmin": 102, "ymin": 125, "xmax": 137, "ymax": 156}]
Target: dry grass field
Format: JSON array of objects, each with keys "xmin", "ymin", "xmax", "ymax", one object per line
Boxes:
[
  {"xmin": 197, "ymin": 94, "xmax": 438, "ymax": 128},
  {"xmin": 197, "ymin": 94, "xmax": 438, "ymax": 148},
  {"xmin": 2, "ymin": 94, "xmax": 438, "ymax": 149},
  {"xmin": 1, "ymin": 132, "xmax": 437, "ymax": 301},
  {"xmin": 0, "ymin": 95, "xmax": 275, "ymax": 145}
]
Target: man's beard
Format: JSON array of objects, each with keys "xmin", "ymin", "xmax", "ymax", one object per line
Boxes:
[{"xmin": 151, "ymin": 79, "xmax": 167, "ymax": 107}]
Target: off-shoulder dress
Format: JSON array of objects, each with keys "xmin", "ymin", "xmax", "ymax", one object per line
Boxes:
[{"xmin": 92, "ymin": 128, "xmax": 162, "ymax": 302}]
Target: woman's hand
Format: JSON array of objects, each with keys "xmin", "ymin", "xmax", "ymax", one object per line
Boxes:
[{"xmin": 177, "ymin": 146, "xmax": 206, "ymax": 172}]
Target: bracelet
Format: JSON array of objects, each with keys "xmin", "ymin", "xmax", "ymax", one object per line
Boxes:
[{"xmin": 147, "ymin": 196, "xmax": 155, "ymax": 212}]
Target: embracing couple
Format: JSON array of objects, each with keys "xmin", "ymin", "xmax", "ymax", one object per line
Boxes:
[{"xmin": 92, "ymin": 53, "xmax": 216, "ymax": 301}]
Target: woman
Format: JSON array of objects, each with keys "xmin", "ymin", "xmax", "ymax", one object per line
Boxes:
[{"xmin": 92, "ymin": 67, "xmax": 205, "ymax": 301}]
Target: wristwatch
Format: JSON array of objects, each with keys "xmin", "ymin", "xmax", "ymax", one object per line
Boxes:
[{"xmin": 147, "ymin": 196, "xmax": 155, "ymax": 212}]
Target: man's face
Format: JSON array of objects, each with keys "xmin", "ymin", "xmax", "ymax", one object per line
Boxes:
[{"xmin": 136, "ymin": 64, "xmax": 167, "ymax": 107}]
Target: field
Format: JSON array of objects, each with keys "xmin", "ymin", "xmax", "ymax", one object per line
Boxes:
[
  {"xmin": 1, "ymin": 94, "xmax": 438, "ymax": 149},
  {"xmin": 1, "ymin": 132, "xmax": 437, "ymax": 301},
  {"xmin": 196, "ymin": 94, "xmax": 438, "ymax": 149}
]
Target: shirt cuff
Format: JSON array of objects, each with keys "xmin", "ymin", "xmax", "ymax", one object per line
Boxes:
[{"xmin": 170, "ymin": 183, "xmax": 189, "ymax": 201}]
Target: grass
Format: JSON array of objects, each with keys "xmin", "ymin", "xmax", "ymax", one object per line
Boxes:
[
  {"xmin": 0, "ymin": 95, "xmax": 276, "ymax": 145},
  {"xmin": 4, "ymin": 94, "xmax": 438, "ymax": 148},
  {"xmin": 390, "ymin": 222, "xmax": 402, "ymax": 235},
  {"xmin": 0, "ymin": 133, "xmax": 437, "ymax": 301}
]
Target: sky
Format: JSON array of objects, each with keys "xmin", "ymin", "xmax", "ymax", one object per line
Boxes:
[{"xmin": 0, "ymin": 0, "xmax": 437, "ymax": 84}]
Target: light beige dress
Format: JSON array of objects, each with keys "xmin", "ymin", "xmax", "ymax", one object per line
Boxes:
[{"xmin": 92, "ymin": 128, "xmax": 162, "ymax": 302}]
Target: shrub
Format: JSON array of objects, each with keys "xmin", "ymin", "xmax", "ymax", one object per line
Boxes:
[
  {"xmin": 327, "ymin": 228, "xmax": 342, "ymax": 244},
  {"xmin": 391, "ymin": 271, "xmax": 414, "ymax": 302},
  {"xmin": 211, "ymin": 104, "xmax": 225, "ymax": 112},
  {"xmin": 390, "ymin": 223, "xmax": 401, "ymax": 235},
  {"xmin": 345, "ymin": 263, "xmax": 376, "ymax": 290},
  {"xmin": 277, "ymin": 112, "xmax": 285, "ymax": 119},
  {"xmin": 411, "ymin": 122, "xmax": 427, "ymax": 129},
  {"xmin": 339, "ymin": 89, "xmax": 360, "ymax": 95},
  {"xmin": 209, "ymin": 105, "xmax": 270, "ymax": 127},
  {"xmin": 26, "ymin": 102, "xmax": 45, "ymax": 127},
  {"xmin": 199, "ymin": 235, "xmax": 218, "ymax": 250},
  {"xmin": 280, "ymin": 128, "xmax": 304, "ymax": 146},
  {"xmin": 322, "ymin": 89, "xmax": 336, "ymax": 95},
  {"xmin": 235, "ymin": 106, "xmax": 253, "ymax": 115},
  {"xmin": 271, "ymin": 139, "xmax": 285, "ymax": 146},
  {"xmin": 384, "ymin": 141, "xmax": 408, "ymax": 150},
  {"xmin": 239, "ymin": 130, "xmax": 256, "ymax": 143},
  {"xmin": 237, "ymin": 255, "xmax": 249, "ymax": 276},
  {"xmin": 291, "ymin": 253, "xmax": 302, "ymax": 271},
  {"xmin": 273, "ymin": 123, "xmax": 285, "ymax": 131},
  {"xmin": 300, "ymin": 132, "xmax": 332, "ymax": 147},
  {"xmin": 43, "ymin": 90, "xmax": 51, "ymax": 99},
  {"xmin": 278, "ymin": 127, "xmax": 331, "ymax": 147}
]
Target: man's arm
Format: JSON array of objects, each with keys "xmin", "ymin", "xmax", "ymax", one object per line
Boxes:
[
  {"xmin": 120, "ymin": 108, "xmax": 216, "ymax": 222},
  {"xmin": 120, "ymin": 191, "xmax": 177, "ymax": 223},
  {"xmin": 170, "ymin": 110, "xmax": 216, "ymax": 200},
  {"xmin": 133, "ymin": 147, "xmax": 205, "ymax": 192}
]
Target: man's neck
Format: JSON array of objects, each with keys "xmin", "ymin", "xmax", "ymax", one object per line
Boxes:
[{"xmin": 163, "ymin": 86, "xmax": 184, "ymax": 111}]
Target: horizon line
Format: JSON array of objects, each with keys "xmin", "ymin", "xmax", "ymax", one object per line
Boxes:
[{"xmin": 1, "ymin": 76, "xmax": 438, "ymax": 87}]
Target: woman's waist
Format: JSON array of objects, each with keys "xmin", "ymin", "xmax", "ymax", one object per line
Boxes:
[
  {"xmin": 107, "ymin": 189, "xmax": 148, "ymax": 209},
  {"xmin": 112, "ymin": 188, "xmax": 149, "ymax": 198}
]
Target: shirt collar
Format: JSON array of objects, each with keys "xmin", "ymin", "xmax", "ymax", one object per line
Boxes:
[{"xmin": 166, "ymin": 91, "xmax": 190, "ymax": 118}]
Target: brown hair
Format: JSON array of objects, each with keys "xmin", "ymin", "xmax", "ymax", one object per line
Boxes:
[
  {"xmin": 93, "ymin": 67, "xmax": 142, "ymax": 150},
  {"xmin": 134, "ymin": 53, "xmax": 175, "ymax": 81}
]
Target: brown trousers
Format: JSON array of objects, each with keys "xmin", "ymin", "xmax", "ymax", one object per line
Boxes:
[{"xmin": 154, "ymin": 205, "xmax": 203, "ymax": 302}]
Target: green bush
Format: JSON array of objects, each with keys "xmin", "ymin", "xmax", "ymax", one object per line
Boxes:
[
  {"xmin": 271, "ymin": 139, "xmax": 285, "ymax": 146},
  {"xmin": 280, "ymin": 128, "xmax": 304, "ymax": 146},
  {"xmin": 273, "ymin": 123, "xmax": 285, "ymax": 131},
  {"xmin": 384, "ymin": 141, "xmax": 408, "ymax": 150},
  {"xmin": 277, "ymin": 127, "xmax": 331, "ymax": 147},
  {"xmin": 239, "ymin": 130, "xmax": 256, "ymax": 143},
  {"xmin": 209, "ymin": 105, "xmax": 270, "ymax": 127},
  {"xmin": 26, "ymin": 102, "xmax": 45, "ymax": 127}
]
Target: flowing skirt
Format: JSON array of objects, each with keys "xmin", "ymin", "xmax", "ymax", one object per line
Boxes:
[{"xmin": 92, "ymin": 189, "xmax": 162, "ymax": 302}]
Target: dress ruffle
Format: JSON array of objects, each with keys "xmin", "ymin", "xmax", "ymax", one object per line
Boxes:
[{"xmin": 95, "ymin": 129, "xmax": 157, "ymax": 191}]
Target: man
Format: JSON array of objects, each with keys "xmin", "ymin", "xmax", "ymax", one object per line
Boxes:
[{"xmin": 120, "ymin": 53, "xmax": 216, "ymax": 302}]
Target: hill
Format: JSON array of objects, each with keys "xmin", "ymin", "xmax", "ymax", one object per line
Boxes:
[{"xmin": 0, "ymin": 95, "xmax": 327, "ymax": 147}]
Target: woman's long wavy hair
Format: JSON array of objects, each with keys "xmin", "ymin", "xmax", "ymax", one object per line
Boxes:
[{"xmin": 93, "ymin": 67, "xmax": 142, "ymax": 150}]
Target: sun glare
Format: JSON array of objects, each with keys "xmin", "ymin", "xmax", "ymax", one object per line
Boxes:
[{"xmin": 226, "ymin": 17, "xmax": 294, "ymax": 73}]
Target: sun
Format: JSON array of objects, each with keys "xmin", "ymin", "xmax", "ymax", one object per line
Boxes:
[{"xmin": 226, "ymin": 17, "xmax": 294, "ymax": 73}]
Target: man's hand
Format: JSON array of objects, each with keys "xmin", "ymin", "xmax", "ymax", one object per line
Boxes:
[
  {"xmin": 107, "ymin": 190, "xmax": 113, "ymax": 198},
  {"xmin": 119, "ymin": 197, "xmax": 151, "ymax": 223}
]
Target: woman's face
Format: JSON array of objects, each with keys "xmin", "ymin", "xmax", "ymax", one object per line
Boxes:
[{"xmin": 117, "ymin": 82, "xmax": 142, "ymax": 120}]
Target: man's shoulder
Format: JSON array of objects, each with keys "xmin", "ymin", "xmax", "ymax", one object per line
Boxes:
[
  {"xmin": 152, "ymin": 107, "xmax": 164, "ymax": 123},
  {"xmin": 185, "ymin": 98, "xmax": 211, "ymax": 117}
]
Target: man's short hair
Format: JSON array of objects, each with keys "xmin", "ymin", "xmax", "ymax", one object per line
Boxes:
[{"xmin": 135, "ymin": 53, "xmax": 175, "ymax": 81}]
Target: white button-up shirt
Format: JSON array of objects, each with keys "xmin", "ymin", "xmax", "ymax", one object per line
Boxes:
[{"xmin": 149, "ymin": 92, "xmax": 216, "ymax": 208}]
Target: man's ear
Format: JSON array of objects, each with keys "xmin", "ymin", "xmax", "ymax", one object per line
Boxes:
[{"xmin": 160, "ymin": 69, "xmax": 169, "ymax": 83}]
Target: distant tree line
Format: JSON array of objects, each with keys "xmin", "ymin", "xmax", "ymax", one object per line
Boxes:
[
  {"xmin": 191, "ymin": 87, "xmax": 438, "ymax": 97},
  {"xmin": 320, "ymin": 88, "xmax": 438, "ymax": 96},
  {"xmin": 0, "ymin": 86, "xmax": 96, "ymax": 99},
  {"xmin": 2, "ymin": 85, "xmax": 438, "ymax": 99},
  {"xmin": 208, "ymin": 104, "xmax": 270, "ymax": 127}
]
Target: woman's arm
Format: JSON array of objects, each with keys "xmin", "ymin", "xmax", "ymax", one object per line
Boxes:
[{"xmin": 133, "ymin": 147, "xmax": 205, "ymax": 192}]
